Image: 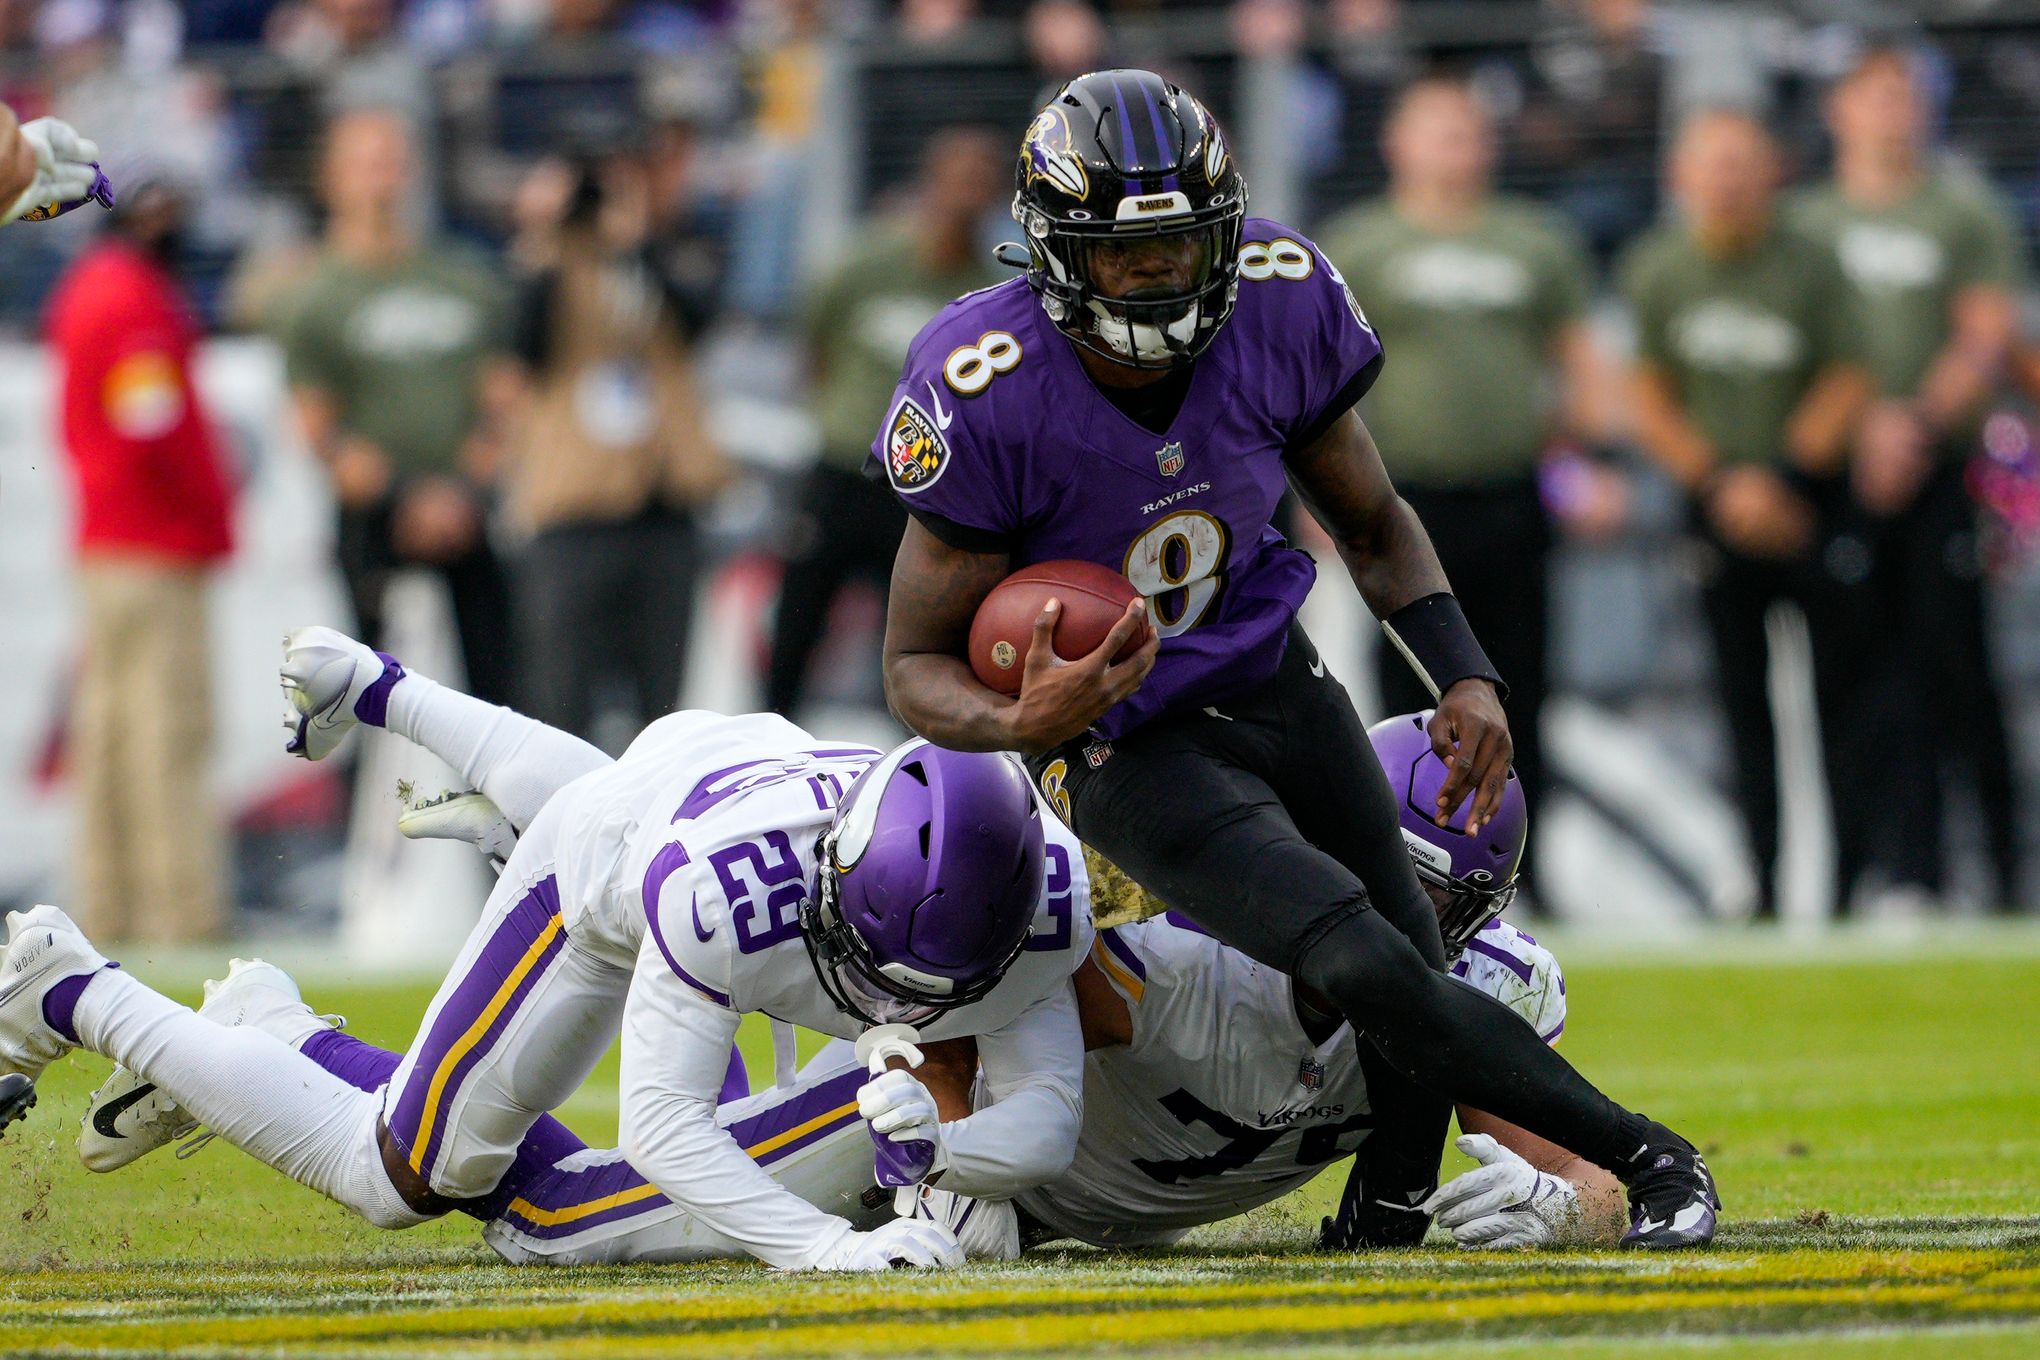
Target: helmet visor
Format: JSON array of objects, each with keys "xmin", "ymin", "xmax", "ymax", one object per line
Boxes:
[{"xmin": 832, "ymin": 963, "xmax": 945, "ymax": 1028}]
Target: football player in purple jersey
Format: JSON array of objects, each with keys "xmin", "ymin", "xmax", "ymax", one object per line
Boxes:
[{"xmin": 870, "ymin": 69, "xmax": 1717, "ymax": 1248}]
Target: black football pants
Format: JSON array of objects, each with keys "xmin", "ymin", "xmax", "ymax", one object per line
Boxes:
[{"xmin": 1030, "ymin": 625, "xmax": 1648, "ymax": 1175}]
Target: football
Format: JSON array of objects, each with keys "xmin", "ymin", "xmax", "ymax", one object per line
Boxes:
[{"xmin": 969, "ymin": 560, "xmax": 1146, "ymax": 695}]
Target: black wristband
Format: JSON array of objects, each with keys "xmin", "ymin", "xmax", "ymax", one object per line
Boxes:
[{"xmin": 1380, "ymin": 592, "xmax": 1507, "ymax": 702}]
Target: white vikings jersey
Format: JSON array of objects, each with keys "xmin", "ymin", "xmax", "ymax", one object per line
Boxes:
[
  {"xmin": 529, "ymin": 709, "xmax": 1090, "ymax": 1267},
  {"xmin": 1015, "ymin": 915, "xmax": 1564, "ymax": 1248}
]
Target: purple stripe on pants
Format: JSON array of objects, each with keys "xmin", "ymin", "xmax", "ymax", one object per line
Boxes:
[
  {"xmin": 724, "ymin": 1068, "xmax": 867, "ymax": 1168},
  {"xmin": 483, "ymin": 1046, "xmax": 751, "ymax": 1238},
  {"xmin": 386, "ymin": 875, "xmax": 565, "ymax": 1183},
  {"xmin": 495, "ymin": 1151, "xmax": 671, "ymax": 1241}
]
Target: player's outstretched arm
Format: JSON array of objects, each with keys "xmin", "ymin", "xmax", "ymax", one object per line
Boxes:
[
  {"xmin": 1286, "ymin": 408, "xmax": 1512, "ymax": 831},
  {"xmin": 619, "ymin": 948, "xmax": 960, "ymax": 1271},
  {"xmin": 1430, "ymin": 1109, "xmax": 1626, "ymax": 1247},
  {"xmin": 882, "ymin": 519, "xmax": 1156, "ymax": 756}
]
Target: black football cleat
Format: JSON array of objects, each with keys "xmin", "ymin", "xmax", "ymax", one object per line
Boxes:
[
  {"xmin": 0, "ymin": 1071, "xmax": 35, "ymax": 1139},
  {"xmin": 1619, "ymin": 1122, "xmax": 1720, "ymax": 1249}
]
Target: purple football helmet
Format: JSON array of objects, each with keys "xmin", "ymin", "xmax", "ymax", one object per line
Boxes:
[
  {"xmin": 802, "ymin": 741, "xmax": 1046, "ymax": 1026},
  {"xmin": 1367, "ymin": 711, "xmax": 1528, "ymax": 956}
]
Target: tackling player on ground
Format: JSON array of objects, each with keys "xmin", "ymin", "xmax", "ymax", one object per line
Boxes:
[
  {"xmin": 873, "ymin": 69, "xmax": 1716, "ymax": 1247},
  {"xmin": 0, "ymin": 628, "xmax": 1094, "ymax": 1271},
  {"xmin": 46, "ymin": 684, "xmax": 1617, "ymax": 1260}
]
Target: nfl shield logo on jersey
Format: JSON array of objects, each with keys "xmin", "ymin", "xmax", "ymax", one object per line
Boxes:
[
  {"xmin": 1298, "ymin": 1056, "xmax": 1326, "ymax": 1091},
  {"xmin": 1155, "ymin": 441, "xmax": 1185, "ymax": 477}
]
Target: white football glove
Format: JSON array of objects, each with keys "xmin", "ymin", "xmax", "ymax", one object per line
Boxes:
[
  {"xmin": 1420, "ymin": 1133, "xmax": 1580, "ymax": 1250},
  {"xmin": 808, "ymin": 1217, "xmax": 963, "ymax": 1272},
  {"xmin": 857, "ymin": 1066, "xmax": 949, "ymax": 1177},
  {"xmin": 899, "ymin": 1183, "xmax": 1022, "ymax": 1262},
  {"xmin": 3, "ymin": 118, "xmax": 102, "ymax": 225}
]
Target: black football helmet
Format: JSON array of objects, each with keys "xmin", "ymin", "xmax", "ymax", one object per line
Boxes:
[{"xmin": 1010, "ymin": 69, "xmax": 1248, "ymax": 369}]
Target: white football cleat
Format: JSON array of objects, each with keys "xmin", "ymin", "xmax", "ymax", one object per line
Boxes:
[
  {"xmin": 399, "ymin": 789, "xmax": 516, "ymax": 870},
  {"xmin": 77, "ymin": 958, "xmax": 343, "ymax": 1173},
  {"xmin": 280, "ymin": 625, "xmax": 404, "ymax": 761},
  {"xmin": 0, "ymin": 905, "xmax": 109, "ymax": 1081}
]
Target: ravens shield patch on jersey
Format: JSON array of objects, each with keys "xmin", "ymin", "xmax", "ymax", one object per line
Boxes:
[{"xmin": 886, "ymin": 397, "xmax": 950, "ymax": 493}]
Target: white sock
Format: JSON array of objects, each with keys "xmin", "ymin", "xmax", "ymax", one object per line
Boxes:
[
  {"xmin": 384, "ymin": 673, "xmax": 610, "ymax": 830},
  {"xmin": 72, "ymin": 969, "xmax": 428, "ymax": 1229}
]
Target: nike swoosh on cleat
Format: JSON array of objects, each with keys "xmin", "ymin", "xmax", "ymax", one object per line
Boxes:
[
  {"xmin": 1308, "ymin": 657, "xmax": 1326, "ymax": 679},
  {"xmin": 91, "ymin": 1081, "xmax": 160, "ymax": 1140},
  {"xmin": 1671, "ymin": 1203, "xmax": 1710, "ymax": 1233}
]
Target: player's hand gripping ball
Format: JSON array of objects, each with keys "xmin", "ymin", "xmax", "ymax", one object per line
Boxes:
[{"xmin": 969, "ymin": 560, "xmax": 1146, "ymax": 695}]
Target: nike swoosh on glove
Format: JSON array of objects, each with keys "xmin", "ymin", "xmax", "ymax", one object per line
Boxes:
[
  {"xmin": 857, "ymin": 1066, "xmax": 948, "ymax": 1186},
  {"xmin": 808, "ymin": 1217, "xmax": 963, "ymax": 1271},
  {"xmin": 1421, "ymin": 1133, "xmax": 1581, "ymax": 1249}
]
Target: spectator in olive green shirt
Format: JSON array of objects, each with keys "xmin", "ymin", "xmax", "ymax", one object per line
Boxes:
[
  {"xmin": 284, "ymin": 108, "xmax": 514, "ymax": 705},
  {"xmin": 1320, "ymin": 74, "xmax": 1616, "ymax": 908},
  {"xmin": 765, "ymin": 126, "xmax": 1006, "ymax": 719},
  {"xmin": 1622, "ymin": 109, "xmax": 1880, "ymax": 919},
  {"xmin": 1787, "ymin": 46, "xmax": 2026, "ymax": 911}
]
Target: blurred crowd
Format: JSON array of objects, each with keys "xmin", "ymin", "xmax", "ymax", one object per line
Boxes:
[{"xmin": 11, "ymin": 0, "xmax": 2040, "ymax": 941}]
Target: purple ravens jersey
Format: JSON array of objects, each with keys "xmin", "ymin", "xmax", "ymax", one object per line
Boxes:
[{"xmin": 870, "ymin": 219, "xmax": 1383, "ymax": 739}]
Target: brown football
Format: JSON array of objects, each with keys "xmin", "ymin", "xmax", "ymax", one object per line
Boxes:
[{"xmin": 969, "ymin": 560, "xmax": 1145, "ymax": 696}]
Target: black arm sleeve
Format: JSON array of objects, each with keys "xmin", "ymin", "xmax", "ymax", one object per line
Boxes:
[{"xmin": 1380, "ymin": 592, "xmax": 1508, "ymax": 701}]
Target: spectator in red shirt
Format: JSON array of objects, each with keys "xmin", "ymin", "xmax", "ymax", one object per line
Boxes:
[{"xmin": 45, "ymin": 179, "xmax": 235, "ymax": 943}]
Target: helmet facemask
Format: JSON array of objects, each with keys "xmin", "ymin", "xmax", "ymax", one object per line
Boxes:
[
  {"xmin": 1406, "ymin": 849, "xmax": 1517, "ymax": 960},
  {"xmin": 1019, "ymin": 200, "xmax": 1242, "ymax": 370}
]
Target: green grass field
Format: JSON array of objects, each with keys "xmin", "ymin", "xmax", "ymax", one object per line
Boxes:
[{"xmin": 4, "ymin": 927, "xmax": 2039, "ymax": 1358}]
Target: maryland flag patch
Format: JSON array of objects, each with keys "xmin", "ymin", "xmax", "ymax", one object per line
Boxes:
[{"xmin": 886, "ymin": 397, "xmax": 949, "ymax": 493}]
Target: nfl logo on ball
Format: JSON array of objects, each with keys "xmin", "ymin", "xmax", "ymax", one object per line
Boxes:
[
  {"xmin": 1155, "ymin": 441, "xmax": 1185, "ymax": 477},
  {"xmin": 992, "ymin": 640, "xmax": 1018, "ymax": 670},
  {"xmin": 1298, "ymin": 1056, "xmax": 1325, "ymax": 1091}
]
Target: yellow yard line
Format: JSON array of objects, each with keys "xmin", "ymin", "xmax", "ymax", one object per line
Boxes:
[{"xmin": 13, "ymin": 1249, "xmax": 2039, "ymax": 1356}]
